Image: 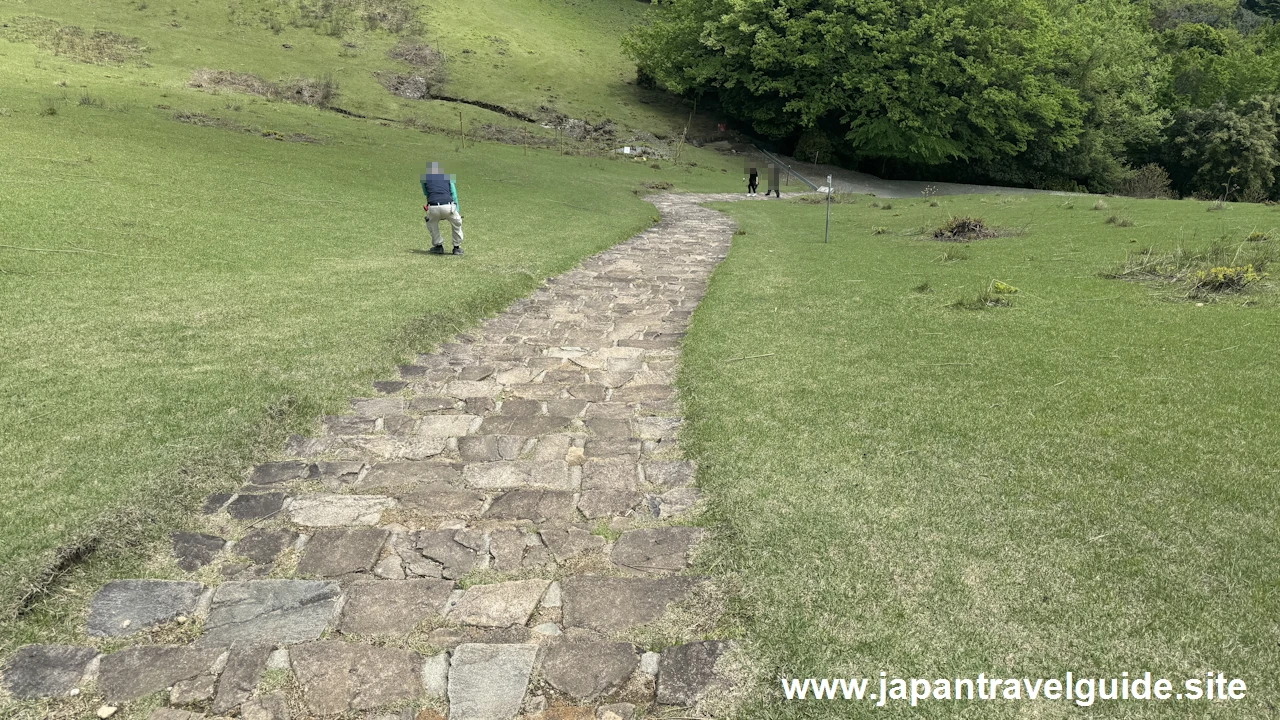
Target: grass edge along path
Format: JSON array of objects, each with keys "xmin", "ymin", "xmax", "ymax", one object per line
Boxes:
[{"xmin": 676, "ymin": 193, "xmax": 1280, "ymax": 719}]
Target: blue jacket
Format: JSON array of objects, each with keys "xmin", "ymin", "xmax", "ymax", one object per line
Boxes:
[{"xmin": 421, "ymin": 174, "xmax": 460, "ymax": 213}]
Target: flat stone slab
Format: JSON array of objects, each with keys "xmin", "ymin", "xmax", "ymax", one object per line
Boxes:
[
  {"xmin": 656, "ymin": 640, "xmax": 731, "ymax": 705},
  {"xmin": 290, "ymin": 640, "xmax": 421, "ymax": 715},
  {"xmin": 610, "ymin": 527, "xmax": 703, "ymax": 575},
  {"xmin": 98, "ymin": 646, "xmax": 223, "ymax": 702},
  {"xmin": 250, "ymin": 460, "xmax": 316, "ymax": 485},
  {"xmin": 541, "ymin": 526, "xmax": 606, "ymax": 562},
  {"xmin": 642, "ymin": 461, "xmax": 694, "ymax": 490},
  {"xmin": 395, "ymin": 483, "xmax": 487, "ymax": 517},
  {"xmin": 448, "ymin": 579, "xmax": 550, "ymax": 628},
  {"xmin": 1, "ymin": 645, "xmax": 98, "ymax": 699},
  {"xmin": 357, "ymin": 461, "xmax": 462, "ymax": 490},
  {"xmin": 225, "ymin": 492, "xmax": 288, "ymax": 521},
  {"xmin": 539, "ymin": 636, "xmax": 638, "ymax": 701},
  {"xmin": 211, "ymin": 645, "xmax": 272, "ymax": 714},
  {"xmin": 414, "ymin": 530, "xmax": 477, "ymax": 580},
  {"xmin": 87, "ymin": 580, "xmax": 203, "ymax": 637},
  {"xmin": 296, "ymin": 526, "xmax": 388, "ymax": 578},
  {"xmin": 448, "ymin": 643, "xmax": 538, "ymax": 720},
  {"xmin": 234, "ymin": 528, "xmax": 297, "ymax": 565},
  {"xmin": 560, "ymin": 577, "xmax": 697, "ymax": 634},
  {"xmin": 285, "ymin": 494, "xmax": 396, "ymax": 526},
  {"xmin": 578, "ymin": 490, "xmax": 644, "ymax": 519},
  {"xmin": 484, "ymin": 489, "xmax": 575, "ymax": 522},
  {"xmin": 198, "ymin": 580, "xmax": 341, "ymax": 647},
  {"xmin": 582, "ymin": 458, "xmax": 639, "ymax": 491},
  {"xmin": 171, "ymin": 532, "xmax": 225, "ymax": 572},
  {"xmin": 338, "ymin": 579, "xmax": 455, "ymax": 635}
]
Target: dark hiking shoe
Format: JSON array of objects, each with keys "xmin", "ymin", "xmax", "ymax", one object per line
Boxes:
[
  {"xmin": 428, "ymin": 245, "xmax": 445, "ymax": 255},
  {"xmin": 452, "ymin": 246, "xmax": 464, "ymax": 255}
]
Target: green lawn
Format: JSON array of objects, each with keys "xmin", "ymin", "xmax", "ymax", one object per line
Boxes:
[
  {"xmin": 682, "ymin": 194, "xmax": 1280, "ymax": 718},
  {"xmin": 0, "ymin": 0, "xmax": 741, "ymax": 628}
]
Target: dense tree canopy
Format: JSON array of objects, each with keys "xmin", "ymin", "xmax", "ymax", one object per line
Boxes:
[{"xmin": 624, "ymin": 0, "xmax": 1280, "ymax": 199}]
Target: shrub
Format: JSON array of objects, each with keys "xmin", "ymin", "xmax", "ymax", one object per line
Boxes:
[
  {"xmin": 872, "ymin": 226, "xmax": 888, "ymax": 235},
  {"xmin": 1163, "ymin": 95, "xmax": 1280, "ymax": 202},
  {"xmin": 1092, "ymin": 199, "xmax": 1109, "ymax": 211},
  {"xmin": 1246, "ymin": 231, "xmax": 1272, "ymax": 242},
  {"xmin": 933, "ymin": 216, "xmax": 996, "ymax": 241},
  {"xmin": 1187, "ymin": 264, "xmax": 1269, "ymax": 295},
  {"xmin": 950, "ymin": 287, "xmax": 1012, "ymax": 310},
  {"xmin": 1117, "ymin": 164, "xmax": 1174, "ymax": 199}
]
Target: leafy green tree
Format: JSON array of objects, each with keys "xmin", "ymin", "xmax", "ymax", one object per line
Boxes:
[
  {"xmin": 1163, "ymin": 95, "xmax": 1280, "ymax": 199},
  {"xmin": 622, "ymin": 0, "xmax": 1086, "ymax": 166}
]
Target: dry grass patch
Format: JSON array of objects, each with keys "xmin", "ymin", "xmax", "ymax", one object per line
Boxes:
[
  {"xmin": 1, "ymin": 16, "xmax": 148, "ymax": 65},
  {"xmin": 187, "ymin": 69, "xmax": 337, "ymax": 107},
  {"xmin": 932, "ymin": 215, "xmax": 1000, "ymax": 242},
  {"xmin": 1106, "ymin": 240, "xmax": 1276, "ymax": 300}
]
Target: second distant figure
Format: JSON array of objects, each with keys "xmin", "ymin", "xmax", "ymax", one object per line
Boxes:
[
  {"xmin": 420, "ymin": 162, "xmax": 464, "ymax": 255},
  {"xmin": 765, "ymin": 163, "xmax": 781, "ymax": 198}
]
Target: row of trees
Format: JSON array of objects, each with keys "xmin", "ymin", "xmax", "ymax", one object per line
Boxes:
[{"xmin": 623, "ymin": 0, "xmax": 1280, "ymax": 200}]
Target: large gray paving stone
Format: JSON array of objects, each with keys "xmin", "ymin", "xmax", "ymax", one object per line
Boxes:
[
  {"xmin": 578, "ymin": 490, "xmax": 644, "ymax": 519},
  {"xmin": 541, "ymin": 526, "xmax": 606, "ymax": 562},
  {"xmin": 415, "ymin": 530, "xmax": 477, "ymax": 580},
  {"xmin": 171, "ymin": 532, "xmax": 225, "ymax": 572},
  {"xmin": 610, "ymin": 527, "xmax": 703, "ymax": 575},
  {"xmin": 295, "ymin": 526, "xmax": 388, "ymax": 578},
  {"xmin": 357, "ymin": 461, "xmax": 462, "ymax": 490},
  {"xmin": 483, "ymin": 489, "xmax": 575, "ymax": 522},
  {"xmin": 338, "ymin": 579, "xmax": 454, "ymax": 635},
  {"xmin": 225, "ymin": 492, "xmax": 288, "ymax": 521},
  {"xmin": 656, "ymin": 640, "xmax": 731, "ymax": 705},
  {"xmin": 250, "ymin": 461, "xmax": 316, "ymax": 485},
  {"xmin": 285, "ymin": 494, "xmax": 396, "ymax": 526},
  {"xmin": 538, "ymin": 635, "xmax": 639, "ymax": 701},
  {"xmin": 394, "ymin": 484, "xmax": 487, "ymax": 517},
  {"xmin": 560, "ymin": 577, "xmax": 697, "ymax": 634},
  {"xmin": 447, "ymin": 643, "xmax": 538, "ymax": 720},
  {"xmin": 211, "ymin": 645, "xmax": 272, "ymax": 714},
  {"xmin": 447, "ymin": 579, "xmax": 550, "ymax": 628},
  {"xmin": 1, "ymin": 645, "xmax": 98, "ymax": 699},
  {"xmin": 97, "ymin": 646, "xmax": 224, "ymax": 702},
  {"xmin": 197, "ymin": 580, "xmax": 340, "ymax": 647},
  {"xmin": 234, "ymin": 528, "xmax": 297, "ymax": 565},
  {"xmin": 290, "ymin": 640, "xmax": 421, "ymax": 715},
  {"xmin": 87, "ymin": 580, "xmax": 204, "ymax": 637}
]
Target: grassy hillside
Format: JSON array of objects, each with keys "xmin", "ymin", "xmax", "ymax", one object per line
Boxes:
[
  {"xmin": 682, "ymin": 194, "xmax": 1280, "ymax": 718},
  {"xmin": 0, "ymin": 0, "xmax": 740, "ymax": 624}
]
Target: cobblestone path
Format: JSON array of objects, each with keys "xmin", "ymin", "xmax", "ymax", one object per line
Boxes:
[{"xmin": 2, "ymin": 193, "xmax": 750, "ymax": 720}]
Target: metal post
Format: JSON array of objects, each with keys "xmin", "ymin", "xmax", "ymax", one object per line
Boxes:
[{"xmin": 824, "ymin": 175, "xmax": 832, "ymax": 244}]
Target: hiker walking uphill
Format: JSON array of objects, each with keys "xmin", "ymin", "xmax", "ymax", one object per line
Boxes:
[{"xmin": 421, "ymin": 162, "xmax": 464, "ymax": 255}]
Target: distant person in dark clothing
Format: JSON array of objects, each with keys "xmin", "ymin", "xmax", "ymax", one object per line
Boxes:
[
  {"xmin": 420, "ymin": 162, "xmax": 463, "ymax": 255},
  {"xmin": 746, "ymin": 162, "xmax": 758, "ymax": 196},
  {"xmin": 766, "ymin": 163, "xmax": 781, "ymax": 198}
]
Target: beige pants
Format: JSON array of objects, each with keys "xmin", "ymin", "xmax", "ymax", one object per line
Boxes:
[{"xmin": 426, "ymin": 203, "xmax": 463, "ymax": 247}]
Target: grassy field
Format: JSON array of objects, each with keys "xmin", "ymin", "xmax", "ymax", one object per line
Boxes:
[
  {"xmin": 0, "ymin": 0, "xmax": 741, "ymax": 629},
  {"xmin": 682, "ymin": 194, "xmax": 1280, "ymax": 718}
]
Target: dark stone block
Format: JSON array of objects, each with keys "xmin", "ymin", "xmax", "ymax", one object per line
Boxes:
[
  {"xmin": 657, "ymin": 640, "xmax": 730, "ymax": 705},
  {"xmin": 87, "ymin": 580, "xmax": 203, "ymax": 637},
  {"xmin": 171, "ymin": 532, "xmax": 225, "ymax": 572},
  {"xmin": 98, "ymin": 646, "xmax": 223, "ymax": 702},
  {"xmin": 373, "ymin": 380, "xmax": 408, "ymax": 394},
  {"xmin": 1, "ymin": 645, "xmax": 97, "ymax": 699},
  {"xmin": 296, "ymin": 527, "xmax": 388, "ymax": 578},
  {"xmin": 234, "ymin": 528, "xmax": 297, "ymax": 565},
  {"xmin": 200, "ymin": 492, "xmax": 232, "ymax": 514},
  {"xmin": 249, "ymin": 461, "xmax": 315, "ymax": 485},
  {"xmin": 225, "ymin": 492, "xmax": 288, "ymax": 521}
]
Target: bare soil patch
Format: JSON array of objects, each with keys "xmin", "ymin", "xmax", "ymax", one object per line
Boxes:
[{"xmin": 172, "ymin": 110, "xmax": 324, "ymax": 144}]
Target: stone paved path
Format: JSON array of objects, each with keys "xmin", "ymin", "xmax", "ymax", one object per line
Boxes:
[{"xmin": 2, "ymin": 193, "xmax": 752, "ymax": 720}]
